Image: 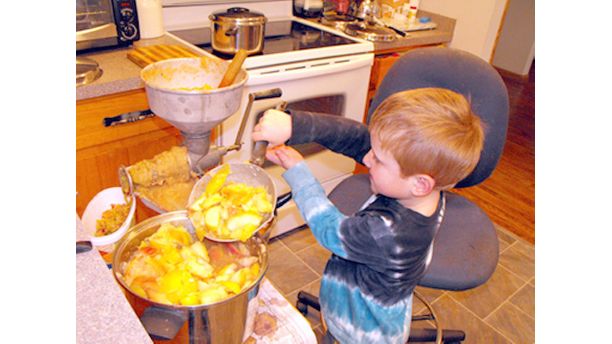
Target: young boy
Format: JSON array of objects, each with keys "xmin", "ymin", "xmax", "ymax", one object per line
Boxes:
[{"xmin": 252, "ymin": 88, "xmax": 484, "ymax": 344}]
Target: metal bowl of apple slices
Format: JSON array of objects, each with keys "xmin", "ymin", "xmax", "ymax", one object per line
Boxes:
[{"xmin": 187, "ymin": 163, "xmax": 291, "ymax": 242}]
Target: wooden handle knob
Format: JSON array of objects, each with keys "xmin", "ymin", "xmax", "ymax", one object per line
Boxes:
[{"xmin": 218, "ymin": 49, "xmax": 248, "ymax": 88}]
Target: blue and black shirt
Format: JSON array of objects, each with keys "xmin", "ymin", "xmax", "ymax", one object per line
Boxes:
[{"xmin": 283, "ymin": 111, "xmax": 445, "ymax": 344}]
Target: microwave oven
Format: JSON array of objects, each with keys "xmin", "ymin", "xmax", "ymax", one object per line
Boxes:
[{"xmin": 77, "ymin": 0, "xmax": 140, "ymax": 51}]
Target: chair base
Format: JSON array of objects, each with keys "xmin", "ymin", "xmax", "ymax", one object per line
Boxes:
[{"xmin": 296, "ymin": 291, "xmax": 465, "ymax": 344}]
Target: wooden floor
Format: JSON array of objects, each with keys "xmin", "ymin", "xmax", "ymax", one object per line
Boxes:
[{"xmin": 454, "ymin": 62, "xmax": 535, "ymax": 244}]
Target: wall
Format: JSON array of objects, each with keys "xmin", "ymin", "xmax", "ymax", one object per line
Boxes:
[
  {"xmin": 491, "ymin": 0, "xmax": 535, "ymax": 75},
  {"xmin": 420, "ymin": 0, "xmax": 507, "ymax": 61}
]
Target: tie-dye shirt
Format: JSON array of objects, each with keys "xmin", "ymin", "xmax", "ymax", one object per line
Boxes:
[{"xmin": 282, "ymin": 111, "xmax": 445, "ymax": 344}]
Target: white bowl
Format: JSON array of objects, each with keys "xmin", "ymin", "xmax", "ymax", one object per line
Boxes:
[{"xmin": 82, "ymin": 187, "xmax": 136, "ymax": 247}]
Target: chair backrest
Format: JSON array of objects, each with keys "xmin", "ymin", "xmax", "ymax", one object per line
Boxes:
[{"xmin": 368, "ymin": 47, "xmax": 509, "ymax": 188}]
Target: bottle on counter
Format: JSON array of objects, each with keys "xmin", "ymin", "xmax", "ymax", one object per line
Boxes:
[
  {"xmin": 136, "ymin": 0, "xmax": 165, "ymax": 39},
  {"xmin": 333, "ymin": 0, "xmax": 350, "ymax": 15},
  {"xmin": 294, "ymin": 0, "xmax": 324, "ymax": 18},
  {"xmin": 381, "ymin": 0, "xmax": 405, "ymax": 19},
  {"xmin": 406, "ymin": 0, "xmax": 420, "ymax": 24}
]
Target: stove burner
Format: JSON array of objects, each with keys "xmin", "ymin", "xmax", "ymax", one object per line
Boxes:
[
  {"xmin": 344, "ymin": 22, "xmax": 396, "ymax": 42},
  {"xmin": 320, "ymin": 14, "xmax": 359, "ymax": 30}
]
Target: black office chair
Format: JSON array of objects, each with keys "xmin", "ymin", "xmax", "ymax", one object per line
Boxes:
[{"xmin": 296, "ymin": 47, "xmax": 509, "ymax": 343}]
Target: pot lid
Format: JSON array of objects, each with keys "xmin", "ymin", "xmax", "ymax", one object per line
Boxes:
[
  {"xmin": 76, "ymin": 57, "xmax": 103, "ymax": 86},
  {"xmin": 209, "ymin": 7, "xmax": 267, "ymax": 25},
  {"xmin": 344, "ymin": 22, "xmax": 396, "ymax": 42}
]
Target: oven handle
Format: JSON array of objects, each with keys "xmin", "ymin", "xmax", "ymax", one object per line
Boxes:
[
  {"xmin": 246, "ymin": 53, "xmax": 374, "ymax": 86},
  {"xmin": 77, "ymin": 23, "xmax": 117, "ymax": 42}
]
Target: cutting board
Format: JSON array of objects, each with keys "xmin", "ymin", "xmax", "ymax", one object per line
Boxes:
[{"xmin": 127, "ymin": 44, "xmax": 201, "ymax": 68}]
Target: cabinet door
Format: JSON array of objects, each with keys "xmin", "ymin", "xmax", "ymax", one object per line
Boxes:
[
  {"xmin": 370, "ymin": 53, "xmax": 401, "ymax": 92},
  {"xmin": 364, "ymin": 53, "xmax": 401, "ymax": 122},
  {"xmin": 76, "ymin": 89, "xmax": 181, "ymax": 218},
  {"xmin": 76, "ymin": 129, "xmax": 182, "ymax": 219}
]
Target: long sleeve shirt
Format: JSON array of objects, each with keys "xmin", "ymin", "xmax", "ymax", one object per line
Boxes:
[{"xmin": 282, "ymin": 110, "xmax": 445, "ymax": 344}]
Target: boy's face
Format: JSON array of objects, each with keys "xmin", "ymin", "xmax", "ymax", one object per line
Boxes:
[{"xmin": 363, "ymin": 135, "xmax": 413, "ymax": 200}]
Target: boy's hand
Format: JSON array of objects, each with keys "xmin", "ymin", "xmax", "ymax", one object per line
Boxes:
[
  {"xmin": 252, "ymin": 109, "xmax": 292, "ymax": 147},
  {"xmin": 266, "ymin": 145, "xmax": 304, "ymax": 170}
]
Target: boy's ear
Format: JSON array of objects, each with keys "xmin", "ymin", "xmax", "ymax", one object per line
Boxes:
[{"xmin": 411, "ymin": 174, "xmax": 436, "ymax": 196}]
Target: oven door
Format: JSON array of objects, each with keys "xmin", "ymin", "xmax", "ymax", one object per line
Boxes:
[{"xmin": 220, "ymin": 52, "xmax": 374, "ymax": 237}]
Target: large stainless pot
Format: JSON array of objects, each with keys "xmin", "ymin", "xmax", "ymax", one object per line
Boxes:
[
  {"xmin": 209, "ymin": 7, "xmax": 267, "ymax": 56},
  {"xmin": 112, "ymin": 211, "xmax": 269, "ymax": 343}
]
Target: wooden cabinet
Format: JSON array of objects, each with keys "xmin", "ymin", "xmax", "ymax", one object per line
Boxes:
[
  {"xmin": 364, "ymin": 52, "xmax": 402, "ymax": 122},
  {"xmin": 364, "ymin": 44, "xmax": 445, "ymax": 122},
  {"xmin": 76, "ymin": 89, "xmax": 182, "ymax": 220}
]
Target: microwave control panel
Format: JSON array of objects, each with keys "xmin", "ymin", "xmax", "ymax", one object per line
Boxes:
[{"xmin": 112, "ymin": 0, "xmax": 140, "ymax": 44}]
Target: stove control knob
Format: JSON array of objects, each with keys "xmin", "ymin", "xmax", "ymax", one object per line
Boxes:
[
  {"xmin": 121, "ymin": 23, "xmax": 138, "ymax": 41},
  {"xmin": 121, "ymin": 8, "xmax": 134, "ymax": 22}
]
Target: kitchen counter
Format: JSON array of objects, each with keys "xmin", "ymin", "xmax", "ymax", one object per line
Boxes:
[
  {"xmin": 370, "ymin": 11, "xmax": 455, "ymax": 53},
  {"xmin": 76, "ymin": 34, "xmax": 203, "ymax": 101},
  {"xmin": 76, "ymin": 11, "xmax": 454, "ymax": 101},
  {"xmin": 76, "ymin": 216, "xmax": 153, "ymax": 344}
]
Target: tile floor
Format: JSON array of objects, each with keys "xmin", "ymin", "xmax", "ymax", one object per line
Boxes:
[{"xmin": 265, "ymin": 223, "xmax": 535, "ymax": 344}]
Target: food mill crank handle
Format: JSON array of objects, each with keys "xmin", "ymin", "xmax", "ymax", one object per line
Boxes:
[
  {"xmin": 250, "ymin": 101, "xmax": 288, "ymax": 167},
  {"xmin": 234, "ymin": 88, "xmax": 283, "ymax": 149},
  {"xmin": 192, "ymin": 88, "xmax": 284, "ymax": 174}
]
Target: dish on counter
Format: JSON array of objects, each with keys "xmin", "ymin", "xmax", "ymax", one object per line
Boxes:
[
  {"xmin": 95, "ymin": 201, "xmax": 132, "ymax": 236},
  {"xmin": 82, "ymin": 187, "xmax": 136, "ymax": 247}
]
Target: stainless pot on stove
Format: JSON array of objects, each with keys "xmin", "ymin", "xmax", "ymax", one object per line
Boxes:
[
  {"xmin": 209, "ymin": 7, "xmax": 267, "ymax": 56},
  {"xmin": 349, "ymin": 0, "xmax": 381, "ymax": 24}
]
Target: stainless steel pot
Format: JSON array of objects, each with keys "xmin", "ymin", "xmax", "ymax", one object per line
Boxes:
[
  {"xmin": 209, "ymin": 7, "xmax": 267, "ymax": 56},
  {"xmin": 349, "ymin": 0, "xmax": 381, "ymax": 24},
  {"xmin": 112, "ymin": 211, "xmax": 269, "ymax": 343}
]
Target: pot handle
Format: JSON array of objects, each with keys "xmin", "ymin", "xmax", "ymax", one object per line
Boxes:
[
  {"xmin": 76, "ymin": 240, "xmax": 92, "ymax": 254},
  {"xmin": 275, "ymin": 192, "xmax": 293, "ymax": 210},
  {"xmin": 228, "ymin": 7, "xmax": 249, "ymax": 14},
  {"xmin": 140, "ymin": 306, "xmax": 187, "ymax": 341}
]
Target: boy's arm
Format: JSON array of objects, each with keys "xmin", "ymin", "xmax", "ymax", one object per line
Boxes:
[
  {"xmin": 287, "ymin": 110, "xmax": 371, "ymax": 165},
  {"xmin": 283, "ymin": 161, "xmax": 384, "ymax": 262}
]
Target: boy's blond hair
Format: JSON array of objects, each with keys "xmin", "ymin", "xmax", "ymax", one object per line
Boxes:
[{"xmin": 369, "ymin": 88, "xmax": 484, "ymax": 189}]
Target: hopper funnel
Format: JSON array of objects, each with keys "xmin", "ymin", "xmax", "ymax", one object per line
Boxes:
[{"xmin": 141, "ymin": 57, "xmax": 248, "ymax": 135}]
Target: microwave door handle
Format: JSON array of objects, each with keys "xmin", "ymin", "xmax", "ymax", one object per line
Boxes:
[
  {"xmin": 246, "ymin": 54, "xmax": 373, "ymax": 86},
  {"xmin": 77, "ymin": 23, "xmax": 117, "ymax": 42}
]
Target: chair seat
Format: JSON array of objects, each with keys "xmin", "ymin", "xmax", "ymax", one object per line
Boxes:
[
  {"xmin": 419, "ymin": 192, "xmax": 498, "ymax": 291},
  {"xmin": 328, "ymin": 174, "xmax": 499, "ymax": 292}
]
